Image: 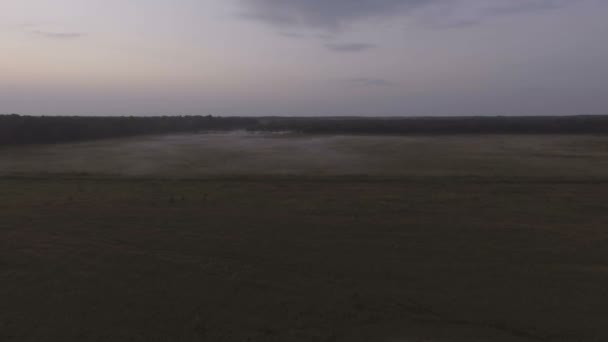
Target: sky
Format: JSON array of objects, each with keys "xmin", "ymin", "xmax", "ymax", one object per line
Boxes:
[{"xmin": 1, "ymin": 0, "xmax": 607, "ymax": 116}]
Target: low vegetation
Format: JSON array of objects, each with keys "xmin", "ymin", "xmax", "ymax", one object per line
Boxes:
[{"xmin": 1, "ymin": 133, "xmax": 608, "ymax": 341}]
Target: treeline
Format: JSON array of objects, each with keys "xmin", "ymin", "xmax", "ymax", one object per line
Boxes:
[
  {"xmin": 2, "ymin": 114, "xmax": 608, "ymax": 146},
  {"xmin": 0, "ymin": 115, "xmax": 256, "ymax": 145},
  {"xmin": 255, "ymin": 115, "xmax": 608, "ymax": 135}
]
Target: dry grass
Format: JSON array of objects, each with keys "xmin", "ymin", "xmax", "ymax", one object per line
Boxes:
[
  {"xmin": 1, "ymin": 134, "xmax": 608, "ymax": 341},
  {"xmin": 1, "ymin": 133, "xmax": 608, "ymax": 178}
]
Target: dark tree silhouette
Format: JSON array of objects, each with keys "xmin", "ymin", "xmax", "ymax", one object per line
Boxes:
[
  {"xmin": 0, "ymin": 115, "xmax": 256, "ymax": 146},
  {"xmin": 2, "ymin": 114, "xmax": 607, "ymax": 146}
]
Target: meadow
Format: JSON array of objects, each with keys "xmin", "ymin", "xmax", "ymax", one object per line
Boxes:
[
  {"xmin": 2, "ymin": 132, "xmax": 608, "ymax": 178},
  {"xmin": 1, "ymin": 133, "xmax": 608, "ymax": 341}
]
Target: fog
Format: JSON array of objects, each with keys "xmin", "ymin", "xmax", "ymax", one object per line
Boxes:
[{"xmin": 1, "ymin": 131, "xmax": 608, "ymax": 178}]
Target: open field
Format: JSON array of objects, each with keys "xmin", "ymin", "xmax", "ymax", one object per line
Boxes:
[
  {"xmin": 2, "ymin": 133, "xmax": 608, "ymax": 341},
  {"xmin": 2, "ymin": 132, "xmax": 608, "ymax": 178}
]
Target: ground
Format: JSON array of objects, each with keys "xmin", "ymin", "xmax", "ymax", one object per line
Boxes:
[{"xmin": 1, "ymin": 133, "xmax": 608, "ymax": 341}]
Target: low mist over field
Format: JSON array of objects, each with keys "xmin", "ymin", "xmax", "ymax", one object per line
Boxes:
[
  {"xmin": 3, "ymin": 131, "xmax": 608, "ymax": 341},
  {"xmin": 2, "ymin": 132, "xmax": 608, "ymax": 178}
]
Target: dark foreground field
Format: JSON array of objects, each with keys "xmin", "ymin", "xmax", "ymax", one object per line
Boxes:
[{"xmin": 1, "ymin": 134, "xmax": 608, "ymax": 341}]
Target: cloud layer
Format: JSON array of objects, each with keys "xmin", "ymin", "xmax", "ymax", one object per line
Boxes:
[
  {"xmin": 344, "ymin": 78, "xmax": 397, "ymax": 87},
  {"xmin": 31, "ymin": 30, "xmax": 83, "ymax": 39},
  {"xmin": 240, "ymin": 0, "xmax": 566, "ymax": 30},
  {"xmin": 325, "ymin": 42, "xmax": 375, "ymax": 53},
  {"xmin": 241, "ymin": 0, "xmax": 426, "ymax": 29}
]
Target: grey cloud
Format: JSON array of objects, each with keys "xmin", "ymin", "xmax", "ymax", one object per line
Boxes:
[
  {"xmin": 484, "ymin": 0, "xmax": 565, "ymax": 16},
  {"xmin": 240, "ymin": 0, "xmax": 566, "ymax": 30},
  {"xmin": 437, "ymin": 0, "xmax": 567, "ymax": 28},
  {"xmin": 344, "ymin": 78, "xmax": 397, "ymax": 87},
  {"xmin": 240, "ymin": 0, "xmax": 428, "ymax": 30},
  {"xmin": 31, "ymin": 30, "xmax": 83, "ymax": 39},
  {"xmin": 429, "ymin": 19, "xmax": 482, "ymax": 29},
  {"xmin": 279, "ymin": 32, "xmax": 307, "ymax": 39},
  {"xmin": 325, "ymin": 42, "xmax": 376, "ymax": 53}
]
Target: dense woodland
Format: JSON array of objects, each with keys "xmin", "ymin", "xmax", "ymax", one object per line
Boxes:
[
  {"xmin": 2, "ymin": 114, "xmax": 608, "ymax": 145},
  {"xmin": 0, "ymin": 115, "xmax": 256, "ymax": 145},
  {"xmin": 255, "ymin": 115, "xmax": 608, "ymax": 135}
]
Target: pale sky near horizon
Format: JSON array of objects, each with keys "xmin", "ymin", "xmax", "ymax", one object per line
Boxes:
[{"xmin": 1, "ymin": 0, "xmax": 607, "ymax": 116}]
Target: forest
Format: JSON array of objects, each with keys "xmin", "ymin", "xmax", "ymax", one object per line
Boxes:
[
  {"xmin": 0, "ymin": 114, "xmax": 256, "ymax": 145},
  {"xmin": 2, "ymin": 114, "xmax": 608, "ymax": 146}
]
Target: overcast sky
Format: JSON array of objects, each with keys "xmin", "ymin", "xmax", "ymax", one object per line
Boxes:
[{"xmin": 1, "ymin": 0, "xmax": 607, "ymax": 116}]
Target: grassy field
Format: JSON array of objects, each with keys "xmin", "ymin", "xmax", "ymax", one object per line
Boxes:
[
  {"xmin": 2, "ymin": 132, "xmax": 608, "ymax": 178},
  {"xmin": 1, "ymin": 133, "xmax": 608, "ymax": 341}
]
